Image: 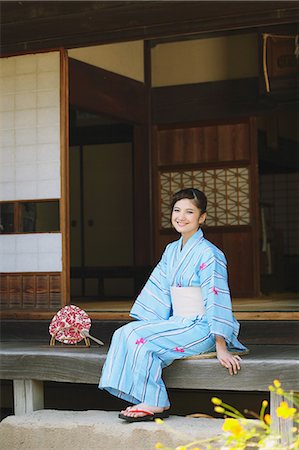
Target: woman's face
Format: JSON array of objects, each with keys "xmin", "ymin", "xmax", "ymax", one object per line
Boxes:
[{"xmin": 171, "ymin": 198, "xmax": 206, "ymax": 240}]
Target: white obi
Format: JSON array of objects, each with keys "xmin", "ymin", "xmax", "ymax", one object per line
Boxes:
[{"xmin": 170, "ymin": 287, "xmax": 205, "ymax": 318}]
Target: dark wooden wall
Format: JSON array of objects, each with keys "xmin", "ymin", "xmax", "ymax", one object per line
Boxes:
[{"xmin": 155, "ymin": 121, "xmax": 251, "ymax": 165}]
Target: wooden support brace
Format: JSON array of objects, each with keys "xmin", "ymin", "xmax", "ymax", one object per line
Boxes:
[
  {"xmin": 270, "ymin": 390, "xmax": 294, "ymax": 447},
  {"xmin": 13, "ymin": 380, "xmax": 44, "ymax": 415}
]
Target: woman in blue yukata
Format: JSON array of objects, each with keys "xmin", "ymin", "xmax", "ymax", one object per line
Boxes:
[{"xmin": 99, "ymin": 188, "xmax": 248, "ymax": 422}]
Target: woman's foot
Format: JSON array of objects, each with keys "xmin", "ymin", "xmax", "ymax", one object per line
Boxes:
[{"xmin": 120, "ymin": 402, "xmax": 169, "ymax": 419}]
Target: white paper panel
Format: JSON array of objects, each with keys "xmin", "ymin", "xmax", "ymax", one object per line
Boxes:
[
  {"xmin": 0, "ymin": 52, "xmax": 61, "ymax": 201},
  {"xmin": 0, "ymin": 233, "xmax": 62, "ymax": 272}
]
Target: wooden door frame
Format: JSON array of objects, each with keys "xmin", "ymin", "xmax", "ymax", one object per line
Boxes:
[
  {"xmin": 67, "ymin": 51, "xmax": 152, "ymax": 297},
  {"xmin": 248, "ymin": 116, "xmax": 260, "ymax": 297},
  {"xmin": 60, "ymin": 49, "xmax": 70, "ymax": 307}
]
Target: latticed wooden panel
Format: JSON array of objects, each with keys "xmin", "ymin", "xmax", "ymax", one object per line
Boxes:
[
  {"xmin": 0, "ymin": 273, "xmax": 62, "ymax": 309},
  {"xmin": 160, "ymin": 167, "xmax": 250, "ymax": 228}
]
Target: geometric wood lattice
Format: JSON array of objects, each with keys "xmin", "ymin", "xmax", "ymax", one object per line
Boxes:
[{"xmin": 160, "ymin": 167, "xmax": 250, "ymax": 228}]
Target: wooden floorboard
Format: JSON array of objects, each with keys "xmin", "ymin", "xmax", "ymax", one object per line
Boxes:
[
  {"xmin": 74, "ymin": 296, "xmax": 299, "ymax": 320},
  {"xmin": 1, "ymin": 296, "xmax": 298, "ymax": 320}
]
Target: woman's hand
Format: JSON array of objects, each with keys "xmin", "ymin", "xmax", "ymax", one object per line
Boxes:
[{"xmin": 215, "ymin": 335, "xmax": 241, "ymax": 375}]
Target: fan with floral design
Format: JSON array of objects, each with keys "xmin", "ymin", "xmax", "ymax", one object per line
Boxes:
[{"xmin": 49, "ymin": 305, "xmax": 104, "ymax": 347}]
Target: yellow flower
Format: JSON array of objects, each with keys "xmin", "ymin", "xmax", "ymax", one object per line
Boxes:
[
  {"xmin": 155, "ymin": 418, "xmax": 164, "ymax": 425},
  {"xmin": 262, "ymin": 400, "xmax": 268, "ymax": 408},
  {"xmin": 277, "ymin": 388, "xmax": 284, "ymax": 395},
  {"xmin": 268, "ymin": 385, "xmax": 275, "ymax": 391},
  {"xmin": 222, "ymin": 418, "xmax": 244, "ymax": 436},
  {"xmin": 273, "ymin": 379, "xmax": 281, "ymax": 388},
  {"xmin": 264, "ymin": 414, "xmax": 272, "ymax": 425},
  {"xmin": 215, "ymin": 406, "xmax": 225, "ymax": 414},
  {"xmin": 155, "ymin": 444, "xmax": 164, "ymax": 449},
  {"xmin": 175, "ymin": 447, "xmax": 187, "ymax": 450},
  {"xmin": 211, "ymin": 397, "xmax": 222, "ymax": 405},
  {"xmin": 276, "ymin": 401, "xmax": 297, "ymax": 419}
]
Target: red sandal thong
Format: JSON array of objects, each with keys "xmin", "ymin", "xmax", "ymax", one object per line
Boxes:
[{"xmin": 118, "ymin": 408, "xmax": 170, "ymax": 422}]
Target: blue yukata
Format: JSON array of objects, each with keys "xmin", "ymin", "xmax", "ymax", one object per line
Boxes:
[{"xmin": 99, "ymin": 229, "xmax": 247, "ymax": 407}]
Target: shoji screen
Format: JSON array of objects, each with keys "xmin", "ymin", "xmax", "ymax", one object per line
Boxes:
[{"xmin": 0, "ymin": 51, "xmax": 68, "ymax": 311}]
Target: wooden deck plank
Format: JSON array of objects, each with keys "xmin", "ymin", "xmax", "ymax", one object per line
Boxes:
[
  {"xmin": 1, "ymin": 310, "xmax": 299, "ymax": 320},
  {"xmin": 0, "ymin": 343, "xmax": 298, "ymax": 392}
]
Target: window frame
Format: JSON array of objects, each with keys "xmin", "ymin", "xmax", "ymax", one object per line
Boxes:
[{"xmin": 0, "ymin": 199, "xmax": 60, "ymax": 234}]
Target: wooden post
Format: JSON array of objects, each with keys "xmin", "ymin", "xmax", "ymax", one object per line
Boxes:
[
  {"xmin": 13, "ymin": 380, "xmax": 44, "ymax": 415},
  {"xmin": 270, "ymin": 390, "xmax": 294, "ymax": 447}
]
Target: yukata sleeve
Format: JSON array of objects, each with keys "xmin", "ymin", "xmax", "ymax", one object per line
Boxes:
[
  {"xmin": 199, "ymin": 250, "xmax": 237, "ymax": 345},
  {"xmin": 130, "ymin": 246, "xmax": 172, "ymax": 321}
]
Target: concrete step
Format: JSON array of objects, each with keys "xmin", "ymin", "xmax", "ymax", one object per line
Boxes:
[{"xmin": 0, "ymin": 410, "xmax": 225, "ymax": 450}]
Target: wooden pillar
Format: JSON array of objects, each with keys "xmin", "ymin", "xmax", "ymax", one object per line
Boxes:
[
  {"xmin": 13, "ymin": 380, "xmax": 44, "ymax": 415},
  {"xmin": 270, "ymin": 390, "xmax": 295, "ymax": 447}
]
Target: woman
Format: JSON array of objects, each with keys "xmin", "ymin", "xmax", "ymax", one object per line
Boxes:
[{"xmin": 99, "ymin": 188, "xmax": 247, "ymax": 422}]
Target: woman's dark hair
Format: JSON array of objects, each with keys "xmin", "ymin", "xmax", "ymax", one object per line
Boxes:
[{"xmin": 171, "ymin": 188, "xmax": 207, "ymax": 213}]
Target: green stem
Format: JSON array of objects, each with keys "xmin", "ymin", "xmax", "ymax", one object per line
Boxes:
[
  {"xmin": 221, "ymin": 409, "xmax": 245, "ymax": 420},
  {"xmin": 220, "ymin": 402, "xmax": 245, "ymax": 418},
  {"xmin": 184, "ymin": 434, "xmax": 224, "ymax": 448},
  {"xmin": 259, "ymin": 403, "xmax": 267, "ymax": 421}
]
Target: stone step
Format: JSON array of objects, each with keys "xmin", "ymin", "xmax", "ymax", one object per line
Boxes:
[{"xmin": 0, "ymin": 410, "xmax": 224, "ymax": 450}]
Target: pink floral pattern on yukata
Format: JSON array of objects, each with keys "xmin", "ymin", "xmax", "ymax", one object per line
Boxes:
[
  {"xmin": 212, "ymin": 287, "xmax": 219, "ymax": 295},
  {"xmin": 136, "ymin": 338, "xmax": 146, "ymax": 345},
  {"xmin": 199, "ymin": 263, "xmax": 207, "ymax": 270},
  {"xmin": 49, "ymin": 305, "xmax": 91, "ymax": 344},
  {"xmin": 174, "ymin": 347, "xmax": 185, "ymax": 353}
]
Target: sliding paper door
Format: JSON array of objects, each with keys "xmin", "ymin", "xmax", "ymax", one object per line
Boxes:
[{"xmin": 0, "ymin": 50, "xmax": 69, "ymax": 311}]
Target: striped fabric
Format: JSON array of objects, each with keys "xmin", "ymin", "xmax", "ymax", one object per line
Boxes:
[{"xmin": 99, "ymin": 229, "xmax": 247, "ymax": 407}]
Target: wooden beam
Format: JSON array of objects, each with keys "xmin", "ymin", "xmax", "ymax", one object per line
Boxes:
[
  {"xmin": 69, "ymin": 124, "xmax": 133, "ymax": 146},
  {"xmin": 152, "ymin": 78, "xmax": 261, "ymax": 124},
  {"xmin": 152, "ymin": 77, "xmax": 299, "ymax": 124},
  {"xmin": 69, "ymin": 58, "xmax": 147, "ymax": 124},
  {"xmin": 1, "ymin": 2, "xmax": 299, "ymax": 55}
]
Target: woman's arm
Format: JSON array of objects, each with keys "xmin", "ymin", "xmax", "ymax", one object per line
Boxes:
[{"xmin": 215, "ymin": 335, "xmax": 241, "ymax": 375}]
